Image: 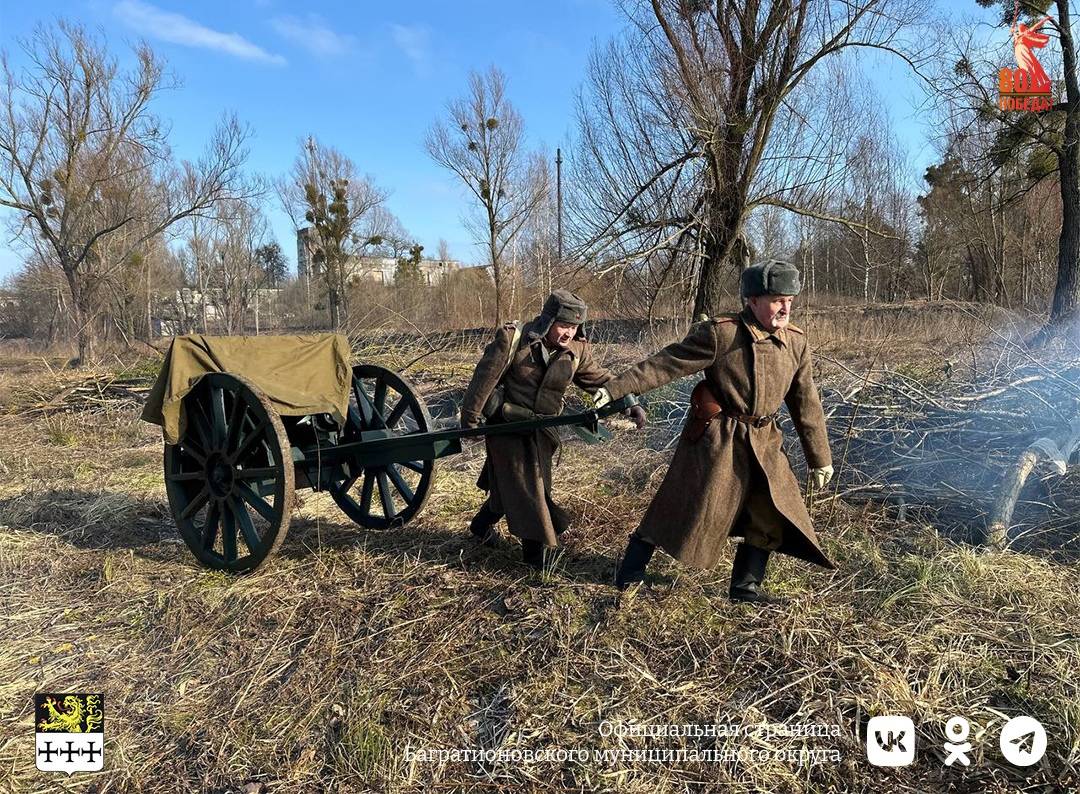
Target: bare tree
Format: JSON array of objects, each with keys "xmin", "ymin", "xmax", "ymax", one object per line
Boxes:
[
  {"xmin": 365, "ymin": 208, "xmax": 415, "ymax": 260},
  {"xmin": 278, "ymin": 136, "xmax": 388, "ymax": 328},
  {"xmin": 517, "ymin": 150, "xmax": 559, "ymax": 300},
  {"xmin": 426, "ymin": 67, "xmax": 548, "ymax": 324},
  {"xmin": 567, "ymin": 34, "xmax": 701, "ymax": 324},
  {"xmin": 2, "ymin": 251, "xmax": 69, "ymax": 341},
  {"xmin": 177, "ymin": 213, "xmax": 215, "ymax": 333},
  {"xmin": 210, "ymin": 193, "xmax": 272, "ymax": 334},
  {"xmin": 842, "ymin": 123, "xmax": 909, "ymax": 304},
  {"xmin": 0, "ymin": 21, "xmax": 251, "ymax": 362},
  {"xmin": 570, "ymin": 0, "xmax": 928, "ymax": 317}
]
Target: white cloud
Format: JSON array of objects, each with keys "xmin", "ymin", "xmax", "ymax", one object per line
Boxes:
[
  {"xmin": 114, "ymin": 0, "xmax": 286, "ymax": 65},
  {"xmin": 390, "ymin": 23, "xmax": 431, "ymax": 76},
  {"xmin": 270, "ymin": 14, "xmax": 355, "ymax": 58}
]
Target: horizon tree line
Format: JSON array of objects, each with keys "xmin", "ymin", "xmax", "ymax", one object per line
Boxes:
[{"xmin": 2, "ymin": 8, "xmax": 1079, "ymax": 358}]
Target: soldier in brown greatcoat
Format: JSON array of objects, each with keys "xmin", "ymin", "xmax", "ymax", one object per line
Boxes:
[
  {"xmin": 459, "ymin": 290, "xmax": 646, "ymax": 568},
  {"xmin": 595, "ymin": 260, "xmax": 835, "ymax": 604}
]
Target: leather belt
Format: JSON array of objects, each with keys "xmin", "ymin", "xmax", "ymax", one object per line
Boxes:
[
  {"xmin": 687, "ymin": 380, "xmax": 777, "ymax": 441},
  {"xmin": 719, "ymin": 407, "xmax": 778, "ymax": 428}
]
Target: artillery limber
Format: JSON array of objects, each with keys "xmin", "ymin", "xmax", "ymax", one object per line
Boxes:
[{"xmin": 142, "ymin": 333, "xmax": 635, "ymax": 572}]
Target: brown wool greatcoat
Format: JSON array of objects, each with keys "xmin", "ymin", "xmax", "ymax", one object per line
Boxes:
[
  {"xmin": 603, "ymin": 308, "xmax": 835, "ymax": 570},
  {"xmin": 460, "ymin": 318, "xmax": 614, "ymax": 546}
]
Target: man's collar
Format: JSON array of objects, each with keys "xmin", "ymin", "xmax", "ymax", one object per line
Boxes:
[
  {"xmin": 537, "ymin": 339, "xmax": 577, "ymax": 359},
  {"xmin": 740, "ymin": 306, "xmax": 787, "ymax": 346}
]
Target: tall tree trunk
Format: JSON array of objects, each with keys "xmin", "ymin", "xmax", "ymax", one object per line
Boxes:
[
  {"xmin": 694, "ymin": 207, "xmax": 749, "ymax": 316},
  {"xmin": 1051, "ymin": 138, "xmax": 1080, "ymax": 323},
  {"xmin": 489, "ymin": 225, "xmax": 502, "ymax": 326},
  {"xmin": 328, "ymin": 257, "xmax": 341, "ymax": 330},
  {"xmin": 65, "ymin": 269, "xmax": 94, "ymax": 364},
  {"xmin": 337, "ymin": 258, "xmax": 349, "ymax": 328},
  {"xmin": 146, "ymin": 260, "xmax": 152, "ymax": 341},
  {"xmin": 1050, "ymin": 0, "xmax": 1080, "ymax": 326},
  {"xmin": 1020, "ymin": 220, "xmax": 1030, "ymax": 306},
  {"xmin": 924, "ymin": 246, "xmax": 935, "ymax": 302},
  {"xmin": 862, "ymin": 228, "xmax": 872, "ymax": 306},
  {"xmin": 693, "ymin": 149, "xmax": 749, "ymax": 317},
  {"xmin": 694, "ymin": 220, "xmax": 749, "ymax": 317}
]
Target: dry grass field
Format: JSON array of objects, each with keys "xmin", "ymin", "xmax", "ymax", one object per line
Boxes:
[{"xmin": 0, "ymin": 302, "xmax": 1078, "ymax": 793}]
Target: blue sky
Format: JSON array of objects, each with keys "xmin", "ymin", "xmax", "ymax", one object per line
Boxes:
[{"xmin": 0, "ymin": 0, "xmax": 993, "ymax": 280}]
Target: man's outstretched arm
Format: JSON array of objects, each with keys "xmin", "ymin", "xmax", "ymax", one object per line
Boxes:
[{"xmin": 599, "ymin": 321, "xmax": 718, "ymax": 404}]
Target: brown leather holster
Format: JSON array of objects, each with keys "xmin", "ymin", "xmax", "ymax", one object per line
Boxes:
[{"xmin": 686, "ymin": 380, "xmax": 724, "ymax": 442}]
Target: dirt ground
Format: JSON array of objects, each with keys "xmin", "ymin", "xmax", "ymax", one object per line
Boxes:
[{"xmin": 0, "ymin": 303, "xmax": 1077, "ymax": 792}]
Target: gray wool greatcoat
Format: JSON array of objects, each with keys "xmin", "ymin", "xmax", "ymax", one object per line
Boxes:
[
  {"xmin": 460, "ymin": 318, "xmax": 615, "ymax": 546},
  {"xmin": 603, "ymin": 308, "xmax": 835, "ymax": 569}
]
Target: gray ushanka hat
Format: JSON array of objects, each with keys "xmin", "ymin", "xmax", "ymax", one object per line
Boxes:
[
  {"xmin": 535, "ymin": 289, "xmax": 588, "ymax": 339},
  {"xmin": 740, "ymin": 260, "xmax": 802, "ymax": 299}
]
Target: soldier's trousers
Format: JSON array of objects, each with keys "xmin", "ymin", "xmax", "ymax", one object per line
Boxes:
[{"xmin": 730, "ymin": 454, "xmax": 786, "ymax": 550}]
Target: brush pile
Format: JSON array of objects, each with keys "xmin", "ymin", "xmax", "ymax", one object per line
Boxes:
[
  {"xmin": 15, "ymin": 374, "xmax": 151, "ymax": 416},
  {"xmin": 812, "ymin": 341, "xmax": 1080, "ymax": 555}
]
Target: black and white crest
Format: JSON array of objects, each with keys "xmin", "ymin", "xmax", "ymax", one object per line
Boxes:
[{"xmin": 34, "ymin": 693, "xmax": 105, "ymax": 774}]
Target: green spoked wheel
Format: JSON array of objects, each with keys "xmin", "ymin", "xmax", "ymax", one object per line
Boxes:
[
  {"xmin": 164, "ymin": 373, "xmax": 294, "ymax": 572},
  {"xmin": 329, "ymin": 364, "xmax": 435, "ymax": 529}
]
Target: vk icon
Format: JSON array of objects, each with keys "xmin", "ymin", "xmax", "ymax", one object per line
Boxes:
[{"xmin": 867, "ymin": 715, "xmax": 916, "ymax": 767}]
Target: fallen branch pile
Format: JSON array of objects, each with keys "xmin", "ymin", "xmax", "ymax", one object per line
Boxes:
[
  {"xmin": 818, "ymin": 346, "xmax": 1080, "ymax": 554},
  {"xmin": 17, "ymin": 375, "xmax": 151, "ymax": 416}
]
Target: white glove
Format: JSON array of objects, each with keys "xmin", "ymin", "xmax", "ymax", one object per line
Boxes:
[
  {"xmin": 810, "ymin": 465, "xmax": 834, "ymax": 489},
  {"xmin": 593, "ymin": 387, "xmax": 612, "ymax": 409}
]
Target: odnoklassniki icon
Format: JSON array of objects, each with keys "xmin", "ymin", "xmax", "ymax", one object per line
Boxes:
[{"xmin": 943, "ymin": 716, "xmax": 973, "ymax": 767}]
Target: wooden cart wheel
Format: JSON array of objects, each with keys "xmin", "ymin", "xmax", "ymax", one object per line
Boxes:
[
  {"xmin": 329, "ymin": 364, "xmax": 435, "ymax": 529},
  {"xmin": 164, "ymin": 373, "xmax": 294, "ymax": 572}
]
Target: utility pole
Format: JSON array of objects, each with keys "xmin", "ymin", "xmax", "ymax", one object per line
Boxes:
[
  {"xmin": 556, "ymin": 148, "xmax": 563, "ymax": 265},
  {"xmin": 146, "ymin": 257, "xmax": 152, "ymax": 341},
  {"xmin": 305, "ymin": 136, "xmax": 320, "ymax": 324}
]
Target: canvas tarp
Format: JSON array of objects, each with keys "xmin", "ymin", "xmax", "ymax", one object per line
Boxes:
[{"xmin": 141, "ymin": 333, "xmax": 352, "ymax": 444}]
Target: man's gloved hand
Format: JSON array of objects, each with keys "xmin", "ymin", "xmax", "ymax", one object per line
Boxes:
[
  {"xmin": 593, "ymin": 387, "xmax": 612, "ymax": 409},
  {"xmin": 627, "ymin": 404, "xmax": 647, "ymax": 430},
  {"xmin": 810, "ymin": 465, "xmax": 834, "ymax": 489}
]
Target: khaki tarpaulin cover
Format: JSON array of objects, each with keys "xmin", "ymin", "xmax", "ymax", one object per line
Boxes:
[{"xmin": 141, "ymin": 334, "xmax": 352, "ymax": 444}]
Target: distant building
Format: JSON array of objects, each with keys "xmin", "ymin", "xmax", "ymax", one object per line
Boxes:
[
  {"xmin": 296, "ymin": 227, "xmax": 460, "ymax": 286},
  {"xmin": 154, "ymin": 287, "xmax": 284, "ymax": 336},
  {"xmin": 297, "ymin": 226, "xmax": 316, "ymax": 281},
  {"xmin": 347, "ymin": 256, "xmax": 460, "ymax": 286}
]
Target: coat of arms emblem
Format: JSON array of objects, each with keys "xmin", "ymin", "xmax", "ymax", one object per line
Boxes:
[{"xmin": 34, "ymin": 693, "xmax": 104, "ymax": 774}]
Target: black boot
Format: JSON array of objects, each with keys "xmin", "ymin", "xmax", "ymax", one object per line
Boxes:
[
  {"xmin": 616, "ymin": 535, "xmax": 656, "ymax": 590},
  {"xmin": 729, "ymin": 543, "xmax": 783, "ymax": 605},
  {"xmin": 469, "ymin": 502, "xmax": 502, "ymax": 545},
  {"xmin": 521, "ymin": 539, "xmax": 547, "ymax": 569},
  {"xmin": 547, "ymin": 496, "xmax": 572, "ymax": 537}
]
